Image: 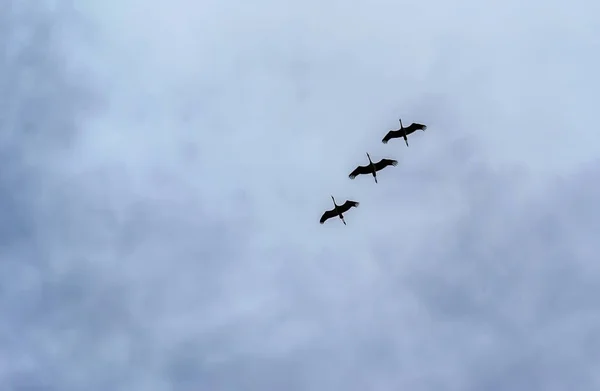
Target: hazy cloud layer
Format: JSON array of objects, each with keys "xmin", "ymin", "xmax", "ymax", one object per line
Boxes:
[{"xmin": 2, "ymin": 0, "xmax": 600, "ymax": 390}]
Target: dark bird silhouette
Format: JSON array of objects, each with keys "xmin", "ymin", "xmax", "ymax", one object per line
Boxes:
[
  {"xmin": 320, "ymin": 196, "xmax": 359, "ymax": 225},
  {"xmin": 382, "ymin": 118, "xmax": 427, "ymax": 146},
  {"xmin": 349, "ymin": 153, "xmax": 398, "ymax": 183}
]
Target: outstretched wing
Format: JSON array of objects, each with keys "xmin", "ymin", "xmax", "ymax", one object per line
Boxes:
[
  {"xmin": 337, "ymin": 200, "xmax": 359, "ymax": 214},
  {"xmin": 382, "ymin": 130, "xmax": 400, "ymax": 144},
  {"xmin": 407, "ymin": 123, "xmax": 427, "ymax": 132},
  {"xmin": 349, "ymin": 164, "xmax": 371, "ymax": 179},
  {"xmin": 374, "ymin": 158, "xmax": 398, "ymax": 171},
  {"xmin": 320, "ymin": 208, "xmax": 337, "ymax": 224}
]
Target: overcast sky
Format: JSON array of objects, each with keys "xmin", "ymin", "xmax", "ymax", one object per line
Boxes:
[{"xmin": 2, "ymin": 0, "xmax": 600, "ymax": 390}]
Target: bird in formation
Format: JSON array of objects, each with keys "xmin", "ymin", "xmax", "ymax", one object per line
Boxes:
[
  {"xmin": 319, "ymin": 196, "xmax": 359, "ymax": 225},
  {"xmin": 381, "ymin": 118, "xmax": 427, "ymax": 146},
  {"xmin": 348, "ymin": 153, "xmax": 398, "ymax": 183},
  {"xmin": 320, "ymin": 117, "xmax": 427, "ymax": 225}
]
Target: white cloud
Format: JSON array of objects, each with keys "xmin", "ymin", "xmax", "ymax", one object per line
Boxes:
[{"xmin": 2, "ymin": 0, "xmax": 600, "ymax": 390}]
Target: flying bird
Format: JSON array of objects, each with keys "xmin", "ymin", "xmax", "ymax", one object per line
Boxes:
[
  {"xmin": 349, "ymin": 153, "xmax": 398, "ymax": 183},
  {"xmin": 382, "ymin": 118, "xmax": 427, "ymax": 146},
  {"xmin": 320, "ymin": 196, "xmax": 359, "ymax": 225}
]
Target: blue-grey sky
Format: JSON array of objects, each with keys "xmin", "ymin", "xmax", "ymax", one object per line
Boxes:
[{"xmin": 2, "ymin": 0, "xmax": 600, "ymax": 390}]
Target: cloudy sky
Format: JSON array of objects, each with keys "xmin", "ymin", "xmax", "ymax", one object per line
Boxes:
[{"xmin": 2, "ymin": 0, "xmax": 600, "ymax": 390}]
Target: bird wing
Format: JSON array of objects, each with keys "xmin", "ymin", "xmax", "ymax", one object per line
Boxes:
[
  {"xmin": 337, "ymin": 200, "xmax": 359, "ymax": 213},
  {"xmin": 382, "ymin": 130, "xmax": 400, "ymax": 144},
  {"xmin": 348, "ymin": 164, "xmax": 371, "ymax": 179},
  {"xmin": 319, "ymin": 208, "xmax": 337, "ymax": 224},
  {"xmin": 374, "ymin": 158, "xmax": 398, "ymax": 171},
  {"xmin": 407, "ymin": 123, "xmax": 427, "ymax": 132}
]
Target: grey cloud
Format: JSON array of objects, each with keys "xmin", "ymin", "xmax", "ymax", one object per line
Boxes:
[{"xmin": 2, "ymin": 0, "xmax": 600, "ymax": 390}]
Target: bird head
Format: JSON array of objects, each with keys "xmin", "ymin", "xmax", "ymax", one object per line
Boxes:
[
  {"xmin": 399, "ymin": 118, "xmax": 403, "ymax": 128},
  {"xmin": 330, "ymin": 195, "xmax": 336, "ymax": 204},
  {"xmin": 366, "ymin": 152, "xmax": 372, "ymax": 162}
]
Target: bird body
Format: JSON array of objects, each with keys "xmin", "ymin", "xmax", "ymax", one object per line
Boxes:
[
  {"xmin": 320, "ymin": 196, "xmax": 359, "ymax": 225},
  {"xmin": 382, "ymin": 118, "xmax": 427, "ymax": 146},
  {"xmin": 349, "ymin": 153, "xmax": 398, "ymax": 183}
]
